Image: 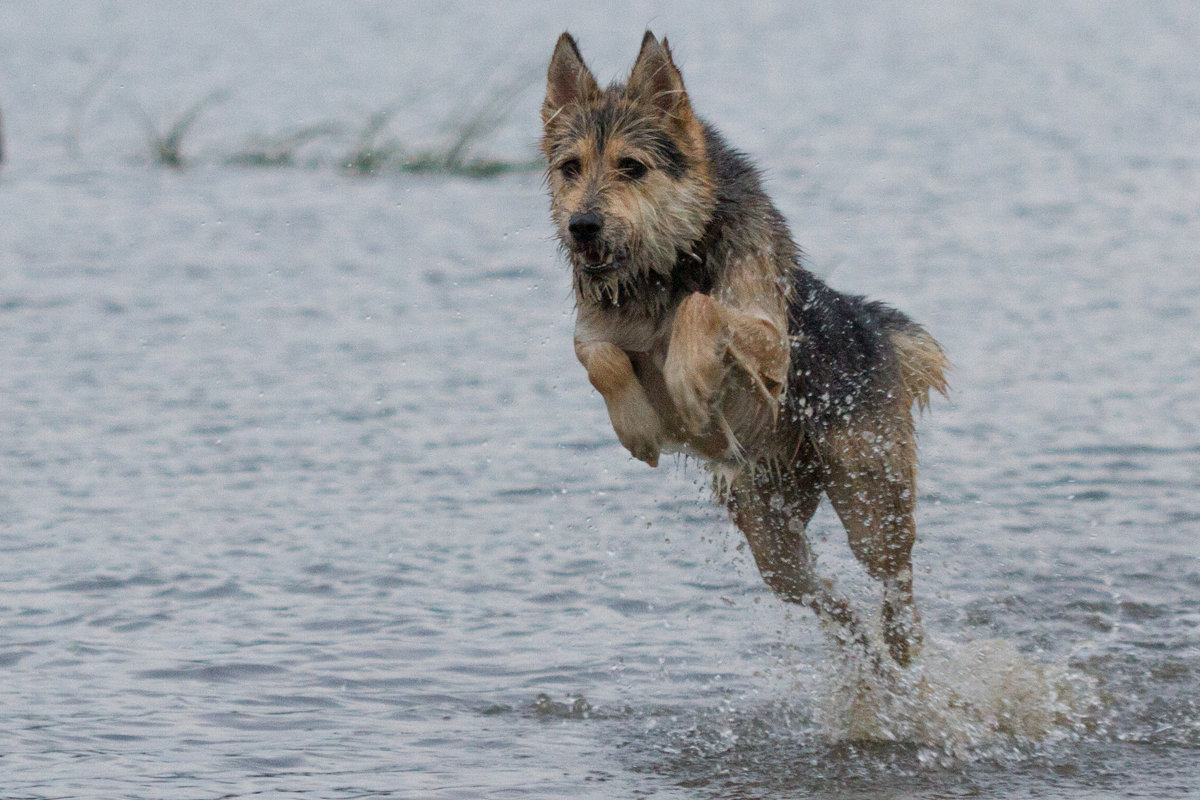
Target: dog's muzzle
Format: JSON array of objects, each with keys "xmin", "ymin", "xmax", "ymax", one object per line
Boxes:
[
  {"xmin": 568, "ymin": 211, "xmax": 603, "ymax": 245},
  {"xmin": 567, "ymin": 211, "xmax": 619, "ymax": 275}
]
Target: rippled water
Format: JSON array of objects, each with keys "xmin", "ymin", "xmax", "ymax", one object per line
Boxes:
[{"xmin": 2, "ymin": 2, "xmax": 1198, "ymax": 798}]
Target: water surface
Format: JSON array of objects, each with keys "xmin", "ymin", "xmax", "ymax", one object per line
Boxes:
[{"xmin": 1, "ymin": 2, "xmax": 1197, "ymax": 798}]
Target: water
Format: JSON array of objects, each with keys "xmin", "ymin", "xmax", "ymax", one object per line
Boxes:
[{"xmin": 1, "ymin": 2, "xmax": 1197, "ymax": 797}]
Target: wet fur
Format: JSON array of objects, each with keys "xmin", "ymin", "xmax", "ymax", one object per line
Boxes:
[{"xmin": 541, "ymin": 32, "xmax": 949, "ymax": 667}]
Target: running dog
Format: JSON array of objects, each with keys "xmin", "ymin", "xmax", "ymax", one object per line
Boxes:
[{"xmin": 540, "ymin": 32, "xmax": 948, "ymax": 666}]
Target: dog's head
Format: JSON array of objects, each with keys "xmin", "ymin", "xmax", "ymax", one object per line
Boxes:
[{"xmin": 540, "ymin": 32, "xmax": 714, "ymax": 302}]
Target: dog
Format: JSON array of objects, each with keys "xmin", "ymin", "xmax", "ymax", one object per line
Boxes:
[{"xmin": 540, "ymin": 31, "xmax": 948, "ymax": 667}]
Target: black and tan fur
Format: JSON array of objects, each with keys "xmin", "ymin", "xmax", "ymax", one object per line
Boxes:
[{"xmin": 541, "ymin": 32, "xmax": 948, "ymax": 667}]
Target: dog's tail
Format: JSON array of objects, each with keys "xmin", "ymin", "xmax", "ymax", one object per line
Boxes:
[{"xmin": 888, "ymin": 322, "xmax": 950, "ymax": 414}]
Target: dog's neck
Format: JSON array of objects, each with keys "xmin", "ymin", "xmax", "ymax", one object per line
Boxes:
[
  {"xmin": 581, "ymin": 239, "xmax": 715, "ymax": 315},
  {"xmin": 669, "ymin": 245, "xmax": 713, "ymax": 295}
]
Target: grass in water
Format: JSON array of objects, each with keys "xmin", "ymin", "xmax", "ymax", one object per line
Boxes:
[
  {"xmin": 227, "ymin": 122, "xmax": 344, "ymax": 167},
  {"xmin": 66, "ymin": 46, "xmax": 129, "ymax": 161},
  {"xmin": 133, "ymin": 90, "xmax": 228, "ymax": 168},
  {"xmin": 71, "ymin": 61, "xmax": 538, "ymax": 178},
  {"xmin": 343, "ymin": 68, "xmax": 539, "ymax": 178},
  {"xmin": 343, "ymin": 105, "xmax": 402, "ymax": 175}
]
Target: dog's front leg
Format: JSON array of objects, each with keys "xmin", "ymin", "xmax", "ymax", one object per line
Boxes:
[
  {"xmin": 664, "ymin": 293, "xmax": 789, "ymax": 436},
  {"xmin": 575, "ymin": 338, "xmax": 664, "ymax": 467},
  {"xmin": 663, "ymin": 293, "xmax": 729, "ymax": 435}
]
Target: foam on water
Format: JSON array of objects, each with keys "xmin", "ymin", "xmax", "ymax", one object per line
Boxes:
[{"xmin": 815, "ymin": 630, "xmax": 1103, "ymax": 760}]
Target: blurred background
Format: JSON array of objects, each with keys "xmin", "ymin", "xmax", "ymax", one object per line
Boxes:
[{"xmin": 1, "ymin": 2, "xmax": 1197, "ymax": 798}]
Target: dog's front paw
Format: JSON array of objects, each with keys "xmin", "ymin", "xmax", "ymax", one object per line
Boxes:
[
  {"xmin": 619, "ymin": 427, "xmax": 662, "ymax": 467},
  {"xmin": 605, "ymin": 386, "xmax": 664, "ymax": 467}
]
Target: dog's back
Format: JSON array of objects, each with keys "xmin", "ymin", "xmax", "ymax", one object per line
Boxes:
[
  {"xmin": 784, "ymin": 271, "xmax": 948, "ymax": 449},
  {"xmin": 689, "ymin": 121, "xmax": 949, "ymax": 469}
]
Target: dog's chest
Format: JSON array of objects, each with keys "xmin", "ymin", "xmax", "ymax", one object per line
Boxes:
[{"xmin": 577, "ymin": 304, "xmax": 672, "ymax": 354}]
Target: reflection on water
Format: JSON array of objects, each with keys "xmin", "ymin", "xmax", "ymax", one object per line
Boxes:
[{"xmin": 1, "ymin": 2, "xmax": 1197, "ymax": 798}]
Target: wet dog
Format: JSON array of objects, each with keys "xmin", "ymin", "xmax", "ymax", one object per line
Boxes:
[{"xmin": 540, "ymin": 32, "xmax": 948, "ymax": 666}]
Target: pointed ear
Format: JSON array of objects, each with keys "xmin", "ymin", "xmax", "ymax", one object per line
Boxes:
[
  {"xmin": 543, "ymin": 32, "xmax": 599, "ymax": 125},
  {"xmin": 628, "ymin": 31, "xmax": 691, "ymax": 120}
]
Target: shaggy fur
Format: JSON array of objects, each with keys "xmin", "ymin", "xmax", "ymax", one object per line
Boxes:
[{"xmin": 541, "ymin": 31, "xmax": 948, "ymax": 667}]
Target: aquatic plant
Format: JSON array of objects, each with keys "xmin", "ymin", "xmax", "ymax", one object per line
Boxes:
[
  {"xmin": 133, "ymin": 90, "xmax": 227, "ymax": 168},
  {"xmin": 404, "ymin": 69, "xmax": 540, "ymax": 177},
  {"xmin": 227, "ymin": 122, "xmax": 344, "ymax": 167},
  {"xmin": 60, "ymin": 56, "xmax": 538, "ymax": 178},
  {"xmin": 66, "ymin": 46, "xmax": 128, "ymax": 160},
  {"xmin": 343, "ymin": 104, "xmax": 403, "ymax": 175},
  {"xmin": 341, "ymin": 69, "xmax": 540, "ymax": 178}
]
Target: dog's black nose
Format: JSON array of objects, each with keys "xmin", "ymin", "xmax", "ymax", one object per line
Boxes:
[{"xmin": 568, "ymin": 212, "xmax": 603, "ymax": 243}]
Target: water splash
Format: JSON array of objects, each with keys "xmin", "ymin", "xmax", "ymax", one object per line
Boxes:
[{"xmin": 815, "ymin": 632, "xmax": 1103, "ymax": 760}]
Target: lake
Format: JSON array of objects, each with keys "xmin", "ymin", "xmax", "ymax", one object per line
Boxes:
[{"xmin": 1, "ymin": 2, "xmax": 1197, "ymax": 797}]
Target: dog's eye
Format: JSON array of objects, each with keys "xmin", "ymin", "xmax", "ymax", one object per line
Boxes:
[
  {"xmin": 617, "ymin": 158, "xmax": 648, "ymax": 180},
  {"xmin": 559, "ymin": 158, "xmax": 582, "ymax": 180}
]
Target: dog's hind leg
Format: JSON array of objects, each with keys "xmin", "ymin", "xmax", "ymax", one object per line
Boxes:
[
  {"xmin": 824, "ymin": 432, "xmax": 923, "ymax": 667},
  {"xmin": 726, "ymin": 464, "xmax": 884, "ymax": 668}
]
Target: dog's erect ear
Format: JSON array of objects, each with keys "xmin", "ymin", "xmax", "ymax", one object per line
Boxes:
[
  {"xmin": 543, "ymin": 32, "xmax": 599, "ymax": 125},
  {"xmin": 628, "ymin": 31, "xmax": 691, "ymax": 121}
]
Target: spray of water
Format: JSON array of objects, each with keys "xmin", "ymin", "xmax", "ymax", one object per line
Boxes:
[{"xmin": 813, "ymin": 621, "xmax": 1103, "ymax": 760}]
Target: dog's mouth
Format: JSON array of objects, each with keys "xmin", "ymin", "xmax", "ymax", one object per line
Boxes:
[
  {"xmin": 579, "ymin": 256, "xmax": 621, "ymax": 276},
  {"xmin": 572, "ymin": 244, "xmax": 627, "ymax": 278}
]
